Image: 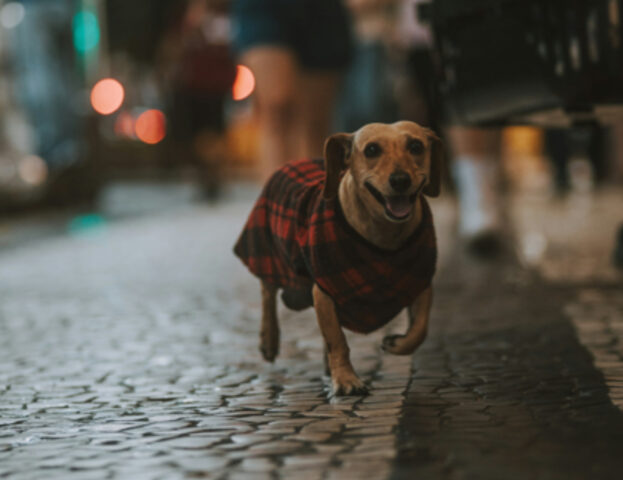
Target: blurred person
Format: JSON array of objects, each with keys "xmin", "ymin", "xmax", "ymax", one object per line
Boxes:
[
  {"xmin": 159, "ymin": 0, "xmax": 236, "ymax": 199},
  {"xmin": 231, "ymin": 0, "xmax": 353, "ymax": 180},
  {"xmin": 545, "ymin": 126, "xmax": 608, "ymax": 194},
  {"xmin": 396, "ymin": 0, "xmax": 504, "ymax": 257},
  {"xmin": 545, "ymin": 125, "xmax": 623, "ymax": 271},
  {"xmin": 447, "ymin": 128, "xmax": 503, "ymax": 256},
  {"xmin": 335, "ymin": 0, "xmax": 398, "ymax": 131},
  {"xmin": 393, "ymin": 0, "xmax": 440, "ymax": 132}
]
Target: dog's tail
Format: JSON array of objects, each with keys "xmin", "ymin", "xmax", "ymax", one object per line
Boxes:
[{"xmin": 281, "ymin": 287, "xmax": 314, "ymax": 311}]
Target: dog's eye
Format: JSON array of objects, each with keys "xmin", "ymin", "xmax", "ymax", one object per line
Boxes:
[
  {"xmin": 407, "ymin": 139, "xmax": 425, "ymax": 156},
  {"xmin": 364, "ymin": 143, "xmax": 382, "ymax": 158}
]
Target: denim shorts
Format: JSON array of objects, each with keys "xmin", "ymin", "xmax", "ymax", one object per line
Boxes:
[{"xmin": 231, "ymin": 0, "xmax": 353, "ymax": 70}]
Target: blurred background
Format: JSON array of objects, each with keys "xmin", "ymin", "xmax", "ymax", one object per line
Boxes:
[
  {"xmin": 0, "ymin": 0, "xmax": 622, "ymax": 268},
  {"xmin": 0, "ymin": 0, "xmax": 256, "ymax": 213}
]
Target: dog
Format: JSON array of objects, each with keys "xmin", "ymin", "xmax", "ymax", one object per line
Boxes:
[{"xmin": 234, "ymin": 121, "xmax": 441, "ymax": 396}]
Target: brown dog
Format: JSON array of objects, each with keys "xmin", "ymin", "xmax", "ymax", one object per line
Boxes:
[{"xmin": 234, "ymin": 121, "xmax": 441, "ymax": 396}]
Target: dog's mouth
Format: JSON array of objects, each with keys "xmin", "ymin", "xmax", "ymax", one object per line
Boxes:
[{"xmin": 364, "ymin": 179, "xmax": 426, "ymax": 222}]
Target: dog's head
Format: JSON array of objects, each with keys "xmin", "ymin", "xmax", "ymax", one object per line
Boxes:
[{"xmin": 323, "ymin": 121, "xmax": 442, "ymax": 223}]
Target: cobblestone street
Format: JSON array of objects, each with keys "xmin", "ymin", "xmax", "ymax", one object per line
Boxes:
[{"xmin": 1, "ymin": 186, "xmax": 622, "ymax": 479}]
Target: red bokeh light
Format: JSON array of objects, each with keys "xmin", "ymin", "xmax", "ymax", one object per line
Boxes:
[
  {"xmin": 135, "ymin": 109, "xmax": 166, "ymax": 145},
  {"xmin": 91, "ymin": 78, "xmax": 124, "ymax": 115},
  {"xmin": 232, "ymin": 65, "xmax": 255, "ymax": 101}
]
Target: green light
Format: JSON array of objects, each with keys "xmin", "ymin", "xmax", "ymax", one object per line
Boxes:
[
  {"xmin": 68, "ymin": 214, "xmax": 106, "ymax": 234},
  {"xmin": 73, "ymin": 11, "xmax": 100, "ymax": 53}
]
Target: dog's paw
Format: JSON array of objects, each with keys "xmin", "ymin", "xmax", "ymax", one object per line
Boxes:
[
  {"xmin": 331, "ymin": 370, "xmax": 368, "ymax": 396},
  {"xmin": 259, "ymin": 328, "xmax": 279, "ymax": 363},
  {"xmin": 382, "ymin": 334, "xmax": 415, "ymax": 356}
]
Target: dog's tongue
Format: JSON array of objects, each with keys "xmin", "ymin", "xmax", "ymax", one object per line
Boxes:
[{"xmin": 385, "ymin": 195, "xmax": 412, "ymax": 218}]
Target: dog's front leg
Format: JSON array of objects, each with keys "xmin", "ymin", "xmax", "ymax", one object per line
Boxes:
[
  {"xmin": 312, "ymin": 284, "xmax": 368, "ymax": 396},
  {"xmin": 382, "ymin": 286, "xmax": 432, "ymax": 355},
  {"xmin": 259, "ymin": 281, "xmax": 279, "ymax": 362}
]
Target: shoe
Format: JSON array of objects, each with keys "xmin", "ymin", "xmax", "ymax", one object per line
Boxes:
[{"xmin": 465, "ymin": 230, "xmax": 504, "ymax": 260}]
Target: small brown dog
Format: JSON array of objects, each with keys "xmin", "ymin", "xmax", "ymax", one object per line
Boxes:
[{"xmin": 234, "ymin": 121, "xmax": 441, "ymax": 396}]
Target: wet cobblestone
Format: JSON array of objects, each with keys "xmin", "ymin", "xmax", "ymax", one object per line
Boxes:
[
  {"xmin": 393, "ymin": 213, "xmax": 623, "ymax": 479},
  {"xmin": 566, "ymin": 288, "xmax": 623, "ymax": 410},
  {"xmin": 2, "ymin": 189, "xmax": 622, "ymax": 479},
  {"xmin": 0, "ymin": 201, "xmax": 414, "ymax": 479}
]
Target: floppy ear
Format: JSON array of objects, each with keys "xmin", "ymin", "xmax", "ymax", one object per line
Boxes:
[
  {"xmin": 323, "ymin": 133, "xmax": 353, "ymax": 200},
  {"xmin": 423, "ymin": 130, "xmax": 443, "ymax": 198}
]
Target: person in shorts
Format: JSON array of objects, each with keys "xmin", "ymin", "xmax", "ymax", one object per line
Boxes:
[{"xmin": 231, "ymin": 0, "xmax": 353, "ymax": 180}]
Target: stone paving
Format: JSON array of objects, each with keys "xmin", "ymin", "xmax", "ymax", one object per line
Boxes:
[
  {"xmin": 393, "ymin": 256, "xmax": 623, "ymax": 480},
  {"xmin": 1, "ymin": 187, "xmax": 622, "ymax": 479},
  {"xmin": 0, "ymin": 197, "xmax": 421, "ymax": 480},
  {"xmin": 565, "ymin": 288, "xmax": 623, "ymax": 411},
  {"xmin": 392, "ymin": 189, "xmax": 623, "ymax": 480}
]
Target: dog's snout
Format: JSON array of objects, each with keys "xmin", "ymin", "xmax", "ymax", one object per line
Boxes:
[{"xmin": 389, "ymin": 170, "xmax": 412, "ymax": 193}]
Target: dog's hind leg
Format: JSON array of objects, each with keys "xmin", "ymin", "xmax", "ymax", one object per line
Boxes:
[{"xmin": 260, "ymin": 281, "xmax": 280, "ymax": 362}]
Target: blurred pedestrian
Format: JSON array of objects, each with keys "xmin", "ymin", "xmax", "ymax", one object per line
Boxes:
[
  {"xmin": 159, "ymin": 0, "xmax": 237, "ymax": 199},
  {"xmin": 231, "ymin": 0, "xmax": 353, "ymax": 180},
  {"xmin": 335, "ymin": 0, "xmax": 398, "ymax": 131},
  {"xmin": 448, "ymin": 127, "xmax": 504, "ymax": 256},
  {"xmin": 393, "ymin": 0, "xmax": 440, "ymax": 132},
  {"xmin": 396, "ymin": 0, "xmax": 504, "ymax": 257}
]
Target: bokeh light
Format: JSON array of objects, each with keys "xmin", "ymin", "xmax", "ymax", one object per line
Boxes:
[
  {"xmin": 18, "ymin": 155, "xmax": 48, "ymax": 186},
  {"xmin": 135, "ymin": 110, "xmax": 166, "ymax": 145},
  {"xmin": 232, "ymin": 65, "xmax": 255, "ymax": 101},
  {"xmin": 73, "ymin": 11, "xmax": 100, "ymax": 53},
  {"xmin": 91, "ymin": 78, "xmax": 125, "ymax": 115},
  {"xmin": 0, "ymin": 2, "xmax": 25, "ymax": 29},
  {"xmin": 69, "ymin": 214, "xmax": 106, "ymax": 235},
  {"xmin": 114, "ymin": 111, "xmax": 136, "ymax": 139}
]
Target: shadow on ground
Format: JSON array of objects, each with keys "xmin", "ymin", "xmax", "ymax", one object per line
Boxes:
[{"xmin": 393, "ymin": 247, "xmax": 623, "ymax": 480}]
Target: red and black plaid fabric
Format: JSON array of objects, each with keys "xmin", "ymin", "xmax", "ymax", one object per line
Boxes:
[{"xmin": 234, "ymin": 158, "xmax": 437, "ymax": 334}]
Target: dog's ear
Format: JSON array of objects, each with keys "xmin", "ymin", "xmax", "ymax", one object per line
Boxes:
[
  {"xmin": 423, "ymin": 129, "xmax": 443, "ymax": 198},
  {"xmin": 323, "ymin": 133, "xmax": 353, "ymax": 200}
]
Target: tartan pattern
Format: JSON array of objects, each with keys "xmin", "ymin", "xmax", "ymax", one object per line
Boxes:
[{"xmin": 234, "ymin": 158, "xmax": 437, "ymax": 334}]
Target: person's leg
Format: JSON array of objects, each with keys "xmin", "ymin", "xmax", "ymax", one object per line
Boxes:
[
  {"xmin": 448, "ymin": 127, "xmax": 503, "ymax": 252},
  {"xmin": 545, "ymin": 129, "xmax": 571, "ymax": 193},
  {"xmin": 241, "ymin": 47, "xmax": 300, "ymax": 181},
  {"xmin": 296, "ymin": 71, "xmax": 342, "ymax": 160},
  {"xmin": 293, "ymin": 0, "xmax": 352, "ymax": 154}
]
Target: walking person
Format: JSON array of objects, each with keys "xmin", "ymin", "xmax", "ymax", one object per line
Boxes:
[{"xmin": 231, "ymin": 0, "xmax": 353, "ymax": 180}]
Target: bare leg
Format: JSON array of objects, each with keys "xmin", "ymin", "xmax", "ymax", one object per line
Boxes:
[
  {"xmin": 313, "ymin": 284, "xmax": 367, "ymax": 396},
  {"xmin": 382, "ymin": 286, "xmax": 432, "ymax": 355},
  {"xmin": 296, "ymin": 71, "xmax": 341, "ymax": 160},
  {"xmin": 259, "ymin": 281, "xmax": 279, "ymax": 362},
  {"xmin": 447, "ymin": 127, "xmax": 502, "ymax": 239},
  {"xmin": 241, "ymin": 47, "xmax": 299, "ymax": 181}
]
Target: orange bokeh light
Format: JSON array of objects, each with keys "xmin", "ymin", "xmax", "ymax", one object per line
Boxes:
[
  {"xmin": 135, "ymin": 109, "xmax": 166, "ymax": 145},
  {"xmin": 232, "ymin": 65, "xmax": 255, "ymax": 101},
  {"xmin": 90, "ymin": 78, "xmax": 125, "ymax": 115},
  {"xmin": 114, "ymin": 111, "xmax": 136, "ymax": 138}
]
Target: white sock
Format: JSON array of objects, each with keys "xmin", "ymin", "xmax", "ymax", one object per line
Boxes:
[{"xmin": 452, "ymin": 155, "xmax": 501, "ymax": 237}]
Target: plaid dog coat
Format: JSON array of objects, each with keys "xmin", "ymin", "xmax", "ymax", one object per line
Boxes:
[{"xmin": 233, "ymin": 158, "xmax": 437, "ymax": 334}]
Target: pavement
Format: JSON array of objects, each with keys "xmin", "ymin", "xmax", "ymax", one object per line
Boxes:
[{"xmin": 0, "ymin": 183, "xmax": 622, "ymax": 479}]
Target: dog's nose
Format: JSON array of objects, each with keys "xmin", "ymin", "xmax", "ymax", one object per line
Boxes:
[{"xmin": 389, "ymin": 170, "xmax": 412, "ymax": 193}]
